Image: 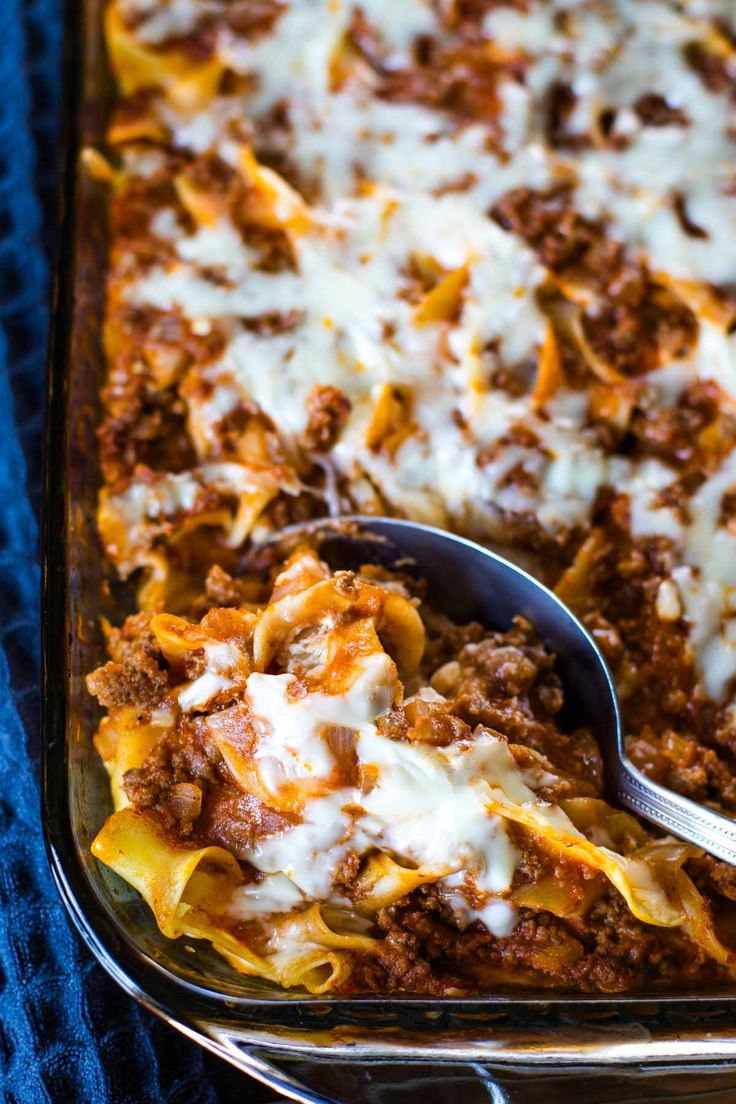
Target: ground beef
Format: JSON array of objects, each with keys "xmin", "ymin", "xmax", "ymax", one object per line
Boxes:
[
  {"xmin": 634, "ymin": 93, "xmax": 690, "ymax": 127},
  {"xmin": 99, "ymin": 301, "xmax": 224, "ymax": 487},
  {"xmin": 99, "ymin": 387, "xmax": 198, "ymax": 485},
  {"xmin": 300, "ymin": 384, "xmax": 352, "ymax": 452},
  {"xmin": 581, "ymin": 611, "xmax": 624, "ymax": 669},
  {"xmin": 240, "ymin": 309, "xmax": 302, "ymax": 336},
  {"xmin": 419, "ymin": 613, "xmax": 487, "ymax": 672},
  {"xmin": 123, "ymin": 723, "xmax": 222, "ymax": 808},
  {"xmin": 627, "ymin": 729, "xmax": 736, "ymax": 811},
  {"xmin": 689, "ymin": 855, "xmax": 736, "ymax": 907},
  {"xmin": 467, "ymin": 643, "xmax": 540, "ymax": 697},
  {"xmin": 491, "ymin": 185, "xmax": 697, "ymax": 376},
  {"xmin": 684, "ymin": 40, "xmax": 734, "ymax": 94},
  {"xmin": 374, "ymin": 706, "xmax": 410, "ymax": 742},
  {"xmin": 545, "ymin": 81, "xmax": 589, "ymax": 149},
  {"xmin": 340, "ymin": 882, "xmax": 721, "ymax": 995},
  {"xmin": 122, "ymin": 715, "xmax": 294, "ymax": 847},
  {"xmin": 628, "ymin": 379, "xmax": 727, "ymax": 472},
  {"xmin": 203, "ymin": 564, "xmax": 260, "ymax": 608},
  {"xmin": 109, "ymin": 170, "xmax": 185, "ymax": 267},
  {"xmin": 195, "ymin": 785, "xmax": 295, "ymax": 856},
  {"xmin": 672, "ymin": 190, "xmax": 709, "ymax": 239},
  {"xmin": 87, "ymin": 652, "xmax": 168, "ymax": 711},
  {"xmin": 376, "ymin": 700, "xmax": 472, "ymax": 746},
  {"xmin": 131, "ymin": 0, "xmax": 285, "ymax": 50},
  {"xmin": 102, "ymin": 608, "xmax": 160, "ymax": 664},
  {"xmin": 225, "ymin": 1, "xmax": 285, "ymax": 39},
  {"xmin": 491, "ymin": 184, "xmax": 624, "ymax": 297},
  {"xmin": 187, "ymin": 152, "xmax": 242, "ymax": 203},
  {"xmin": 423, "ymin": 615, "xmax": 604, "ymax": 793},
  {"xmin": 240, "ymin": 223, "xmax": 296, "ymax": 272},
  {"xmin": 333, "ymin": 849, "xmax": 363, "ymax": 888},
  {"xmin": 345, "ymin": 17, "xmax": 521, "ymax": 145},
  {"xmin": 447, "ymin": 0, "xmax": 529, "ymax": 31},
  {"xmin": 582, "ymin": 278, "xmax": 696, "ymax": 377}
]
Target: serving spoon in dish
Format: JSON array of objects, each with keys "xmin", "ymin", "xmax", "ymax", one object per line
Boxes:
[{"xmin": 264, "ymin": 514, "xmax": 736, "ymax": 867}]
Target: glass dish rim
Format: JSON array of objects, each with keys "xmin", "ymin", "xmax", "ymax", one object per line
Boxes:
[{"xmin": 40, "ymin": 0, "xmax": 736, "ymax": 1077}]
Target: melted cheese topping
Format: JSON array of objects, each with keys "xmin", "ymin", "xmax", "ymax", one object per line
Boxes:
[
  {"xmin": 106, "ymin": 0, "xmax": 736, "ymax": 706},
  {"xmin": 220, "ymin": 651, "xmax": 569, "ymax": 937},
  {"xmin": 119, "ymin": 0, "xmax": 214, "ymax": 43},
  {"xmin": 178, "ymin": 640, "xmax": 246, "ymax": 710},
  {"xmin": 486, "ymin": 1, "xmax": 736, "ymax": 285}
]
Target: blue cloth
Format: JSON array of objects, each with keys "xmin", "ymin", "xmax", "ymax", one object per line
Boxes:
[{"xmin": 0, "ymin": 3, "xmax": 263, "ymax": 1101}]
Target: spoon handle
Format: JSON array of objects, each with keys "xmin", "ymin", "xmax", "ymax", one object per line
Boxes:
[{"xmin": 613, "ymin": 758, "xmax": 736, "ymax": 866}]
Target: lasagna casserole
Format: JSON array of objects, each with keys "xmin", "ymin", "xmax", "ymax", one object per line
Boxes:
[{"xmin": 87, "ymin": 0, "xmax": 736, "ymax": 993}]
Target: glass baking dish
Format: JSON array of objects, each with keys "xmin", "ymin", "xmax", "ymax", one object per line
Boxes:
[{"xmin": 41, "ymin": 2, "xmax": 736, "ymax": 1099}]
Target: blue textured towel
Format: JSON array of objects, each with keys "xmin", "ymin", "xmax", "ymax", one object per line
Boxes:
[{"xmin": 0, "ymin": 3, "xmax": 265, "ymax": 1100}]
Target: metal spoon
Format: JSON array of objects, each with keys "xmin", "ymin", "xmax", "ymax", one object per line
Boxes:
[{"xmin": 265, "ymin": 514, "xmax": 736, "ymax": 866}]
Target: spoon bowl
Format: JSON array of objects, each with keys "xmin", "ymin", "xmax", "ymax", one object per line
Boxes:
[{"xmin": 263, "ymin": 515, "xmax": 736, "ymax": 866}]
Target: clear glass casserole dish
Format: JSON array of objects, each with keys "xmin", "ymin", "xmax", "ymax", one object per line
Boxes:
[{"xmin": 42, "ymin": 2, "xmax": 736, "ymax": 1100}]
